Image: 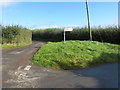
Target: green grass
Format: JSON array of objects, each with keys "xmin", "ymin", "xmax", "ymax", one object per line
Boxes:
[
  {"xmin": 0, "ymin": 43, "xmax": 32, "ymax": 48},
  {"xmin": 33, "ymin": 40, "xmax": 120, "ymax": 70}
]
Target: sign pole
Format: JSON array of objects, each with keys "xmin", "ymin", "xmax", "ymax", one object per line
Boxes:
[
  {"xmin": 64, "ymin": 29, "xmax": 65, "ymax": 43},
  {"xmin": 64, "ymin": 27, "xmax": 73, "ymax": 43}
]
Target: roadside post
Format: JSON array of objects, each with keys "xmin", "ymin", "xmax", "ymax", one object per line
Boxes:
[{"xmin": 64, "ymin": 28, "xmax": 73, "ymax": 43}]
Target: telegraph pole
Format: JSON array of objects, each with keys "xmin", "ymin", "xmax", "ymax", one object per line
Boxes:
[
  {"xmin": 64, "ymin": 29, "xmax": 65, "ymax": 43},
  {"xmin": 85, "ymin": 0, "xmax": 92, "ymax": 41}
]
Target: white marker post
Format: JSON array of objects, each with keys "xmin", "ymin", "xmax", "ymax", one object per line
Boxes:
[{"xmin": 64, "ymin": 28, "xmax": 73, "ymax": 43}]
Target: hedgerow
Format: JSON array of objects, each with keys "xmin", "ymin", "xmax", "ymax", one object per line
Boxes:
[
  {"xmin": 2, "ymin": 25, "xmax": 32, "ymax": 45},
  {"xmin": 32, "ymin": 26, "xmax": 119, "ymax": 44}
]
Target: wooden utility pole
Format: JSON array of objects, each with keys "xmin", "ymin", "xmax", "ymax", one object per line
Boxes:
[
  {"xmin": 64, "ymin": 29, "xmax": 65, "ymax": 43},
  {"xmin": 85, "ymin": 0, "xmax": 92, "ymax": 41}
]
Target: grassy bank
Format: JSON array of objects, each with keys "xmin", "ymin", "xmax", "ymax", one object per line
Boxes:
[{"xmin": 33, "ymin": 40, "xmax": 119, "ymax": 70}]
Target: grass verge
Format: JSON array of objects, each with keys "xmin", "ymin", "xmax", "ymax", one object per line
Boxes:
[
  {"xmin": 33, "ymin": 40, "xmax": 120, "ymax": 70},
  {"xmin": 0, "ymin": 43, "xmax": 32, "ymax": 48}
]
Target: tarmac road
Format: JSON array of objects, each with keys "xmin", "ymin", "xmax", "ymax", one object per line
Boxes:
[{"xmin": 1, "ymin": 41, "xmax": 119, "ymax": 88}]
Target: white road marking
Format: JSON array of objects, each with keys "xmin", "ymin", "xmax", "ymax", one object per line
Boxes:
[
  {"xmin": 18, "ymin": 66, "xmax": 23, "ymax": 71},
  {"xmin": 9, "ymin": 51, "xmax": 23, "ymax": 54},
  {"xmin": 16, "ymin": 52, "xmax": 21, "ymax": 54},
  {"xmin": 17, "ymin": 77, "xmax": 41, "ymax": 82},
  {"xmin": 16, "ymin": 51, "xmax": 23, "ymax": 54},
  {"xmin": 43, "ymin": 69, "xmax": 50, "ymax": 72},
  {"xmin": 24, "ymin": 65, "xmax": 32, "ymax": 71}
]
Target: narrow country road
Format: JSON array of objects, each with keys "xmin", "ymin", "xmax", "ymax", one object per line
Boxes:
[{"xmin": 1, "ymin": 41, "xmax": 119, "ymax": 88}]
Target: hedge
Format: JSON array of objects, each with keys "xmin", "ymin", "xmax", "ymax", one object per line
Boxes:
[
  {"xmin": 2, "ymin": 25, "xmax": 32, "ymax": 45},
  {"xmin": 32, "ymin": 26, "xmax": 120, "ymax": 44}
]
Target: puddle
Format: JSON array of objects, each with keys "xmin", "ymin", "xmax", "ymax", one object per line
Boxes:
[{"xmin": 34, "ymin": 46, "xmax": 40, "ymax": 48}]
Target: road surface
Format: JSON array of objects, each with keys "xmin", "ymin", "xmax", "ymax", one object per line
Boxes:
[{"xmin": 1, "ymin": 41, "xmax": 119, "ymax": 88}]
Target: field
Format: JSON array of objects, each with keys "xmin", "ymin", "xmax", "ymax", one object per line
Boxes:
[{"xmin": 33, "ymin": 40, "xmax": 120, "ymax": 70}]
